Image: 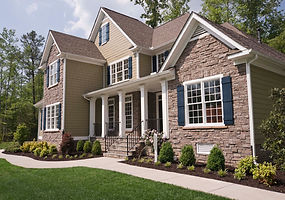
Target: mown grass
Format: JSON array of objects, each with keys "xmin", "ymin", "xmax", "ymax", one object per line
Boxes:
[{"xmin": 0, "ymin": 158, "xmax": 229, "ymax": 200}]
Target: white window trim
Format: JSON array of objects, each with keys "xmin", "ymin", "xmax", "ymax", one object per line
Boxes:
[
  {"xmin": 108, "ymin": 98, "xmax": 115, "ymax": 131},
  {"xmin": 183, "ymin": 74, "xmax": 224, "ymax": 128},
  {"xmin": 109, "ymin": 56, "xmax": 130, "ymax": 85},
  {"xmin": 48, "ymin": 59, "xmax": 59, "ymax": 88},
  {"xmin": 151, "ymin": 50, "xmax": 170, "ymax": 73},
  {"xmin": 125, "ymin": 94, "xmax": 133, "ymax": 131},
  {"xmin": 101, "ymin": 22, "xmax": 109, "ymax": 46},
  {"xmin": 45, "ymin": 102, "xmax": 60, "ymax": 132}
]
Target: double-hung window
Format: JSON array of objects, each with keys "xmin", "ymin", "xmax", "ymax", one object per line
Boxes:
[
  {"xmin": 99, "ymin": 23, "xmax": 109, "ymax": 45},
  {"xmin": 184, "ymin": 75, "xmax": 223, "ymax": 126},
  {"xmin": 49, "ymin": 61, "xmax": 58, "ymax": 87},
  {"xmin": 157, "ymin": 52, "xmax": 165, "ymax": 70},
  {"xmin": 46, "ymin": 103, "xmax": 60, "ymax": 130},
  {"xmin": 110, "ymin": 58, "xmax": 129, "ymax": 84},
  {"xmin": 125, "ymin": 95, "xmax": 133, "ymax": 130}
]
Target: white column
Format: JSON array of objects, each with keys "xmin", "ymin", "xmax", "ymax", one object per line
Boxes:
[
  {"xmin": 101, "ymin": 95, "xmax": 108, "ymax": 137},
  {"xmin": 161, "ymin": 80, "xmax": 169, "ymax": 138},
  {"xmin": 118, "ymin": 91, "xmax": 125, "ymax": 137},
  {"xmin": 89, "ymin": 98, "xmax": 96, "ymax": 137},
  {"xmin": 140, "ymin": 85, "xmax": 148, "ymax": 137},
  {"xmin": 136, "ymin": 52, "xmax": 140, "ymax": 79}
]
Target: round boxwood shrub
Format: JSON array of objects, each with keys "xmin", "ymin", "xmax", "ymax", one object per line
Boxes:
[
  {"xmin": 158, "ymin": 142, "xmax": 174, "ymax": 163},
  {"xmin": 92, "ymin": 140, "xmax": 102, "ymax": 155},
  {"xmin": 179, "ymin": 145, "xmax": 196, "ymax": 166},
  {"xmin": 206, "ymin": 146, "xmax": 225, "ymax": 171},
  {"xmin": 76, "ymin": 140, "xmax": 84, "ymax": 152},
  {"xmin": 83, "ymin": 141, "xmax": 92, "ymax": 153}
]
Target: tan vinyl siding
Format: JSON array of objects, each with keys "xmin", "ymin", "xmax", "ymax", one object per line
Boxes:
[
  {"xmin": 139, "ymin": 53, "xmax": 151, "ymax": 77},
  {"xmin": 95, "ymin": 18, "xmax": 137, "ymax": 82},
  {"xmin": 251, "ymin": 66, "xmax": 285, "ymax": 145},
  {"xmin": 65, "ymin": 59, "xmax": 103, "ymax": 137}
]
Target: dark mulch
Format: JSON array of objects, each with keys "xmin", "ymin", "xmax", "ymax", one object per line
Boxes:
[
  {"xmin": 122, "ymin": 160, "xmax": 285, "ymax": 194},
  {"xmin": 3, "ymin": 151, "xmax": 103, "ymax": 161}
]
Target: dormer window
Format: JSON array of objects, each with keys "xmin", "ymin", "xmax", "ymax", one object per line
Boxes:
[
  {"xmin": 152, "ymin": 50, "xmax": 170, "ymax": 73},
  {"xmin": 99, "ymin": 23, "xmax": 110, "ymax": 46}
]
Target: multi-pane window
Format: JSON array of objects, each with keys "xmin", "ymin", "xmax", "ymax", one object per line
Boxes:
[
  {"xmin": 108, "ymin": 98, "xmax": 115, "ymax": 130},
  {"xmin": 125, "ymin": 95, "xmax": 133, "ymax": 129},
  {"xmin": 110, "ymin": 58, "xmax": 129, "ymax": 84},
  {"xmin": 101, "ymin": 23, "xmax": 108, "ymax": 44},
  {"xmin": 157, "ymin": 52, "xmax": 165, "ymax": 71},
  {"xmin": 46, "ymin": 103, "xmax": 60, "ymax": 130},
  {"xmin": 185, "ymin": 77, "xmax": 223, "ymax": 125},
  {"xmin": 49, "ymin": 62, "xmax": 58, "ymax": 87}
]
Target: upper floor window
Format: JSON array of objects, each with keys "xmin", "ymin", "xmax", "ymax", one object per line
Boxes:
[
  {"xmin": 108, "ymin": 57, "xmax": 132, "ymax": 85},
  {"xmin": 46, "ymin": 103, "xmax": 61, "ymax": 130},
  {"xmin": 152, "ymin": 50, "xmax": 169, "ymax": 73},
  {"xmin": 99, "ymin": 23, "xmax": 109, "ymax": 46},
  {"xmin": 47, "ymin": 59, "xmax": 60, "ymax": 88},
  {"xmin": 184, "ymin": 75, "xmax": 223, "ymax": 126}
]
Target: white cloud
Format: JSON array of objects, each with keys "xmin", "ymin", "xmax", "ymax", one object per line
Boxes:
[
  {"xmin": 115, "ymin": 0, "xmax": 130, "ymax": 5},
  {"xmin": 26, "ymin": 2, "xmax": 38, "ymax": 15}
]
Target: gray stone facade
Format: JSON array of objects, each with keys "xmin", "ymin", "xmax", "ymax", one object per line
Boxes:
[{"xmin": 167, "ymin": 35, "xmax": 252, "ymax": 166}]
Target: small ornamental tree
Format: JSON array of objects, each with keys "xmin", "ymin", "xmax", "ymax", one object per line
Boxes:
[
  {"xmin": 260, "ymin": 88, "xmax": 285, "ymax": 167},
  {"xmin": 179, "ymin": 145, "xmax": 196, "ymax": 166},
  {"xmin": 158, "ymin": 142, "xmax": 174, "ymax": 163},
  {"xmin": 13, "ymin": 123, "xmax": 30, "ymax": 145},
  {"xmin": 60, "ymin": 133, "xmax": 75, "ymax": 154}
]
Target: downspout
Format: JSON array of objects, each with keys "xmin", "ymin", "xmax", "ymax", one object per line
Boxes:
[{"xmin": 246, "ymin": 54, "xmax": 258, "ymax": 158}]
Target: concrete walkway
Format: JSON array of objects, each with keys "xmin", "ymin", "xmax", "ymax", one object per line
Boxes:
[{"xmin": 0, "ymin": 150, "xmax": 284, "ymax": 200}]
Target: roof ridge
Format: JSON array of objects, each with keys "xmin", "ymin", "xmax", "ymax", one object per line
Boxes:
[
  {"xmin": 50, "ymin": 30, "xmax": 91, "ymax": 41},
  {"xmin": 154, "ymin": 12, "xmax": 191, "ymax": 30}
]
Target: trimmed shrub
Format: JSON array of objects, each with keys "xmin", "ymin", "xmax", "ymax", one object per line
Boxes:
[
  {"xmin": 253, "ymin": 162, "xmax": 277, "ymax": 186},
  {"xmin": 40, "ymin": 148, "xmax": 49, "ymax": 157},
  {"xmin": 158, "ymin": 142, "xmax": 174, "ymax": 163},
  {"xmin": 91, "ymin": 140, "xmax": 102, "ymax": 155},
  {"xmin": 5, "ymin": 142, "xmax": 21, "ymax": 153},
  {"xmin": 206, "ymin": 146, "xmax": 225, "ymax": 171},
  {"xmin": 76, "ymin": 140, "xmax": 84, "ymax": 152},
  {"xmin": 83, "ymin": 141, "xmax": 92, "ymax": 153},
  {"xmin": 179, "ymin": 145, "xmax": 196, "ymax": 166},
  {"xmin": 48, "ymin": 145, "xmax": 57, "ymax": 155},
  {"xmin": 234, "ymin": 156, "xmax": 256, "ymax": 180},
  {"xmin": 60, "ymin": 133, "xmax": 75, "ymax": 154},
  {"xmin": 13, "ymin": 123, "xmax": 30, "ymax": 145},
  {"xmin": 34, "ymin": 147, "xmax": 42, "ymax": 157}
]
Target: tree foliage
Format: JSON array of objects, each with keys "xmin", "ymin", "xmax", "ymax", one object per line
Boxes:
[
  {"xmin": 260, "ymin": 88, "xmax": 285, "ymax": 168},
  {"xmin": 268, "ymin": 29, "xmax": 285, "ymax": 54},
  {"xmin": 162, "ymin": 0, "xmax": 191, "ymax": 22}
]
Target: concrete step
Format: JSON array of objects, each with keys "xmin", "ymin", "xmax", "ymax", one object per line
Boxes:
[{"xmin": 103, "ymin": 152, "xmax": 129, "ymax": 159}]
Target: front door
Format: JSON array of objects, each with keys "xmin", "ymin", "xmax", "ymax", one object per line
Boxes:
[{"xmin": 157, "ymin": 93, "xmax": 163, "ymax": 133}]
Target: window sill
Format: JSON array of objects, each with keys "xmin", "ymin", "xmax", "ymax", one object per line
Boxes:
[
  {"xmin": 48, "ymin": 82, "xmax": 58, "ymax": 89},
  {"xmin": 182, "ymin": 125, "xmax": 228, "ymax": 130},
  {"xmin": 44, "ymin": 129, "xmax": 59, "ymax": 132},
  {"xmin": 110, "ymin": 79, "xmax": 129, "ymax": 86}
]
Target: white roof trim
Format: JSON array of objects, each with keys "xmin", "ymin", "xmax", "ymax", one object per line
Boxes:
[
  {"xmin": 159, "ymin": 12, "xmax": 247, "ymax": 72},
  {"xmin": 60, "ymin": 52, "xmax": 106, "ymax": 66},
  {"xmin": 88, "ymin": 8, "xmax": 137, "ymax": 47}
]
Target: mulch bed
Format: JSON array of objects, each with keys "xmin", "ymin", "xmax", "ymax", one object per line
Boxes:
[
  {"xmin": 122, "ymin": 160, "xmax": 285, "ymax": 194},
  {"xmin": 3, "ymin": 151, "xmax": 103, "ymax": 161}
]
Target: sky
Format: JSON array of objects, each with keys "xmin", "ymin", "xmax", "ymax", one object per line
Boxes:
[
  {"xmin": 0, "ymin": 0, "xmax": 203, "ymax": 40},
  {"xmin": 0, "ymin": 0, "xmax": 285, "ymax": 41}
]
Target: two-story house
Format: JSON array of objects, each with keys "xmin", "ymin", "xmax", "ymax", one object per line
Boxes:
[{"xmin": 35, "ymin": 7, "xmax": 285, "ymax": 165}]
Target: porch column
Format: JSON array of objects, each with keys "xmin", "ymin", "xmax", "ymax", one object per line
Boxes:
[
  {"xmin": 118, "ymin": 91, "xmax": 125, "ymax": 137},
  {"xmin": 101, "ymin": 95, "xmax": 108, "ymax": 137},
  {"xmin": 161, "ymin": 80, "xmax": 169, "ymax": 138},
  {"xmin": 140, "ymin": 85, "xmax": 148, "ymax": 137},
  {"xmin": 89, "ymin": 98, "xmax": 96, "ymax": 137}
]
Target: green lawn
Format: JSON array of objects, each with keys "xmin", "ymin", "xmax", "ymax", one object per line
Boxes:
[
  {"xmin": 0, "ymin": 142, "xmax": 15, "ymax": 150},
  {"xmin": 0, "ymin": 159, "xmax": 229, "ymax": 200}
]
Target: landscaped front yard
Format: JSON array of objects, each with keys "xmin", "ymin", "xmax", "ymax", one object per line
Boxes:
[{"xmin": 0, "ymin": 159, "xmax": 228, "ymax": 200}]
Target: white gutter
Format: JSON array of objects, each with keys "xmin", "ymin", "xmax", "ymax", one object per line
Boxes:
[{"xmin": 246, "ymin": 54, "xmax": 258, "ymax": 158}]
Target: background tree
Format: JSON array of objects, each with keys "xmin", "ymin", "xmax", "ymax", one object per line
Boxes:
[
  {"xmin": 162, "ymin": 0, "xmax": 191, "ymax": 22},
  {"xmin": 268, "ymin": 29, "xmax": 285, "ymax": 53},
  {"xmin": 131, "ymin": 0, "xmax": 168, "ymax": 28}
]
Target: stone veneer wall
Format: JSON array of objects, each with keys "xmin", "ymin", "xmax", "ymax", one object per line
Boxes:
[
  {"xmin": 42, "ymin": 44, "xmax": 64, "ymax": 147},
  {"xmin": 167, "ymin": 35, "xmax": 252, "ymax": 166}
]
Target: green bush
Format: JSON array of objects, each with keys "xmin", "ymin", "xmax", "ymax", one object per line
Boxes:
[
  {"xmin": 65, "ymin": 154, "xmax": 70, "ymax": 159},
  {"xmin": 206, "ymin": 146, "xmax": 225, "ymax": 171},
  {"xmin": 187, "ymin": 165, "xmax": 195, "ymax": 171},
  {"xmin": 40, "ymin": 148, "xmax": 49, "ymax": 157},
  {"xmin": 132, "ymin": 158, "xmax": 137, "ymax": 162},
  {"xmin": 138, "ymin": 158, "xmax": 145, "ymax": 163},
  {"xmin": 79, "ymin": 153, "xmax": 86, "ymax": 158},
  {"xmin": 179, "ymin": 145, "xmax": 196, "ymax": 166},
  {"xmin": 177, "ymin": 163, "xmax": 183, "ymax": 169},
  {"xmin": 13, "ymin": 123, "xmax": 30, "ymax": 145},
  {"xmin": 48, "ymin": 145, "xmax": 57, "ymax": 155},
  {"xmin": 164, "ymin": 162, "xmax": 171, "ymax": 167},
  {"xmin": 34, "ymin": 147, "xmax": 42, "ymax": 157},
  {"xmin": 234, "ymin": 156, "xmax": 256, "ymax": 180},
  {"xmin": 76, "ymin": 140, "xmax": 84, "ymax": 152},
  {"xmin": 83, "ymin": 141, "xmax": 92, "ymax": 153},
  {"xmin": 91, "ymin": 140, "xmax": 102, "ymax": 155},
  {"xmin": 218, "ymin": 169, "xmax": 228, "ymax": 177},
  {"xmin": 88, "ymin": 153, "xmax": 93, "ymax": 158},
  {"xmin": 252, "ymin": 162, "xmax": 277, "ymax": 186},
  {"xmin": 74, "ymin": 155, "xmax": 78, "ymax": 159},
  {"xmin": 52, "ymin": 154, "xmax": 57, "ymax": 159},
  {"xmin": 5, "ymin": 142, "xmax": 21, "ymax": 153},
  {"xmin": 58, "ymin": 155, "xmax": 63, "ymax": 159},
  {"xmin": 158, "ymin": 142, "xmax": 174, "ymax": 163},
  {"xmin": 203, "ymin": 168, "xmax": 211, "ymax": 174},
  {"xmin": 154, "ymin": 161, "xmax": 161, "ymax": 166}
]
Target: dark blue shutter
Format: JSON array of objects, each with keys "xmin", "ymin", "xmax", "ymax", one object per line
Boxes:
[
  {"xmin": 222, "ymin": 76, "xmax": 234, "ymax": 125},
  {"xmin": 43, "ymin": 107, "xmax": 46, "ymax": 130},
  {"xmin": 164, "ymin": 50, "xmax": 169, "ymax": 60},
  {"xmin": 128, "ymin": 56, "xmax": 132, "ymax": 79},
  {"xmin": 107, "ymin": 66, "xmax": 110, "ymax": 85},
  {"xmin": 57, "ymin": 59, "xmax": 60, "ymax": 83},
  {"xmin": 106, "ymin": 23, "xmax": 110, "ymax": 42},
  {"xmin": 57, "ymin": 104, "xmax": 61, "ymax": 130},
  {"xmin": 152, "ymin": 55, "xmax": 157, "ymax": 72},
  {"xmin": 99, "ymin": 28, "xmax": 102, "ymax": 46},
  {"xmin": 40, "ymin": 109, "xmax": 43, "ymax": 130},
  {"xmin": 177, "ymin": 85, "xmax": 185, "ymax": 126},
  {"xmin": 46, "ymin": 67, "xmax": 49, "ymax": 87}
]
